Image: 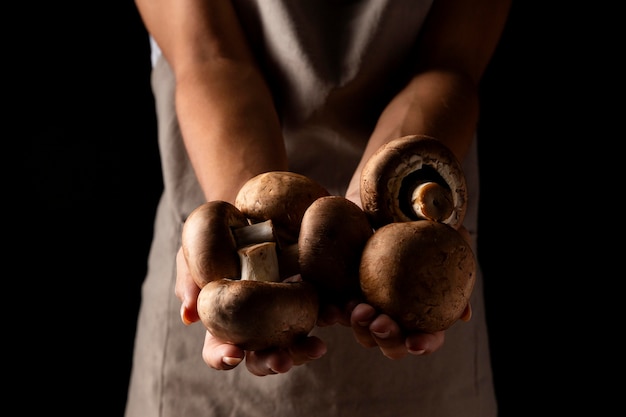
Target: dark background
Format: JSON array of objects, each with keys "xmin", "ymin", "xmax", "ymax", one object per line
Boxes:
[{"xmin": 20, "ymin": 1, "xmax": 584, "ymax": 416}]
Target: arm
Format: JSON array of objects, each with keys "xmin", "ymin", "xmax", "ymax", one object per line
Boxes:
[
  {"xmin": 345, "ymin": 0, "xmax": 511, "ymax": 359},
  {"xmin": 137, "ymin": 0, "xmax": 324, "ymax": 374},
  {"xmin": 136, "ymin": 0, "xmax": 288, "ymax": 203},
  {"xmin": 346, "ymin": 0, "xmax": 511, "ymax": 203}
]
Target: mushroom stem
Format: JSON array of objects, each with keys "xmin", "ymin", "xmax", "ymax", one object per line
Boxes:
[
  {"xmin": 238, "ymin": 242, "xmax": 281, "ymax": 282},
  {"xmin": 232, "ymin": 219, "xmax": 276, "ymax": 248},
  {"xmin": 410, "ymin": 181, "xmax": 454, "ymax": 222}
]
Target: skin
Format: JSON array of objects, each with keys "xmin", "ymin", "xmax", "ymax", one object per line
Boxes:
[{"xmin": 138, "ymin": 0, "xmax": 511, "ymax": 375}]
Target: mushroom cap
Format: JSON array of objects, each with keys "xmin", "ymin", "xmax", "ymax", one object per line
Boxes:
[
  {"xmin": 197, "ymin": 278, "xmax": 319, "ymax": 351},
  {"xmin": 182, "ymin": 201, "xmax": 249, "ymax": 288},
  {"xmin": 234, "ymin": 171, "xmax": 330, "ymax": 244},
  {"xmin": 359, "ymin": 220, "xmax": 476, "ymax": 333},
  {"xmin": 299, "ymin": 196, "xmax": 373, "ymax": 304},
  {"xmin": 360, "ymin": 135, "xmax": 467, "ymax": 230}
]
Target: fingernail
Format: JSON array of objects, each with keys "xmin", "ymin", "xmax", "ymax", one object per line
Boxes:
[
  {"xmin": 223, "ymin": 356, "xmax": 243, "ymax": 366},
  {"xmin": 180, "ymin": 304, "xmax": 192, "ymax": 325},
  {"xmin": 307, "ymin": 349, "xmax": 326, "ymax": 360},
  {"xmin": 372, "ymin": 330, "xmax": 390, "ymax": 339},
  {"xmin": 408, "ymin": 349, "xmax": 426, "ymax": 356}
]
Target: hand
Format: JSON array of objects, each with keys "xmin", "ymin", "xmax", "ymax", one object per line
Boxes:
[
  {"xmin": 333, "ymin": 210, "xmax": 472, "ymax": 359},
  {"xmin": 349, "ymin": 303, "xmax": 448, "ymax": 359},
  {"xmin": 317, "ymin": 298, "xmax": 451, "ymax": 359},
  {"xmin": 174, "ymin": 247, "xmax": 327, "ymax": 375}
]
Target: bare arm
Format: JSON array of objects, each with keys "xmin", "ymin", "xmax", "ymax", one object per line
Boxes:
[
  {"xmin": 347, "ymin": 0, "xmax": 511, "ymax": 358},
  {"xmin": 138, "ymin": 0, "xmax": 512, "ymax": 371},
  {"xmin": 346, "ymin": 0, "xmax": 511, "ymax": 203},
  {"xmin": 135, "ymin": 0, "xmax": 287, "ymax": 203},
  {"xmin": 137, "ymin": 0, "xmax": 324, "ymax": 374}
]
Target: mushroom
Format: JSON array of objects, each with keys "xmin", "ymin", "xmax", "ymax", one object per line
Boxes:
[
  {"xmin": 298, "ymin": 196, "xmax": 373, "ymax": 305},
  {"xmin": 186, "ymin": 205, "xmax": 319, "ymax": 350},
  {"xmin": 197, "ymin": 278, "xmax": 319, "ymax": 351},
  {"xmin": 359, "ymin": 220, "xmax": 476, "ymax": 333},
  {"xmin": 234, "ymin": 171, "xmax": 330, "ymax": 245},
  {"xmin": 181, "ymin": 200, "xmax": 278, "ymax": 288},
  {"xmin": 360, "ymin": 135, "xmax": 467, "ymax": 230},
  {"xmin": 189, "ymin": 173, "xmax": 330, "ymax": 350}
]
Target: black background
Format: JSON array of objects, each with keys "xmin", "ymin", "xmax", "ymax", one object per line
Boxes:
[{"xmin": 19, "ymin": 2, "xmax": 585, "ymax": 415}]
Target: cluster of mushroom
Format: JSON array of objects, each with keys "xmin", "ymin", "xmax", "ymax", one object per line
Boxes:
[
  {"xmin": 183, "ymin": 171, "xmax": 372, "ymax": 351},
  {"xmin": 359, "ymin": 135, "xmax": 476, "ymax": 333},
  {"xmin": 184, "ymin": 135, "xmax": 476, "ymax": 350}
]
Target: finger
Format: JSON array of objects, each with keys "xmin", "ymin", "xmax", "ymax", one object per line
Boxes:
[
  {"xmin": 317, "ymin": 302, "xmax": 353, "ymax": 327},
  {"xmin": 201, "ymin": 331, "xmax": 245, "ymax": 370},
  {"xmin": 289, "ymin": 336, "xmax": 327, "ymax": 365},
  {"xmin": 350, "ymin": 303, "xmax": 378, "ymax": 348},
  {"xmin": 246, "ymin": 348, "xmax": 293, "ymax": 376},
  {"xmin": 175, "ymin": 247, "xmax": 201, "ymax": 324},
  {"xmin": 369, "ymin": 314, "xmax": 408, "ymax": 360},
  {"xmin": 405, "ymin": 330, "xmax": 445, "ymax": 356}
]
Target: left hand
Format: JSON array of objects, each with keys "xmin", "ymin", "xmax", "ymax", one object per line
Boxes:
[{"xmin": 318, "ymin": 300, "xmax": 449, "ymax": 359}]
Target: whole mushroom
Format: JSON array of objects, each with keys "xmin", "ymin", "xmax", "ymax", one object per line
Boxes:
[
  {"xmin": 182, "ymin": 200, "xmax": 249, "ymax": 288},
  {"xmin": 184, "ymin": 203, "xmax": 319, "ymax": 350},
  {"xmin": 181, "ymin": 200, "xmax": 278, "ymax": 288},
  {"xmin": 234, "ymin": 171, "xmax": 330, "ymax": 245},
  {"xmin": 298, "ymin": 196, "xmax": 373, "ymax": 305},
  {"xmin": 359, "ymin": 220, "xmax": 475, "ymax": 333},
  {"xmin": 189, "ymin": 172, "xmax": 330, "ymax": 350},
  {"xmin": 360, "ymin": 135, "xmax": 467, "ymax": 230},
  {"xmin": 197, "ymin": 278, "xmax": 319, "ymax": 351},
  {"xmin": 358, "ymin": 135, "xmax": 476, "ymax": 333}
]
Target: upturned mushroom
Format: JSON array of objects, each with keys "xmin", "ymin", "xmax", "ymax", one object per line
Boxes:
[
  {"xmin": 360, "ymin": 135, "xmax": 467, "ymax": 230},
  {"xmin": 298, "ymin": 196, "xmax": 373, "ymax": 305},
  {"xmin": 359, "ymin": 220, "xmax": 475, "ymax": 333}
]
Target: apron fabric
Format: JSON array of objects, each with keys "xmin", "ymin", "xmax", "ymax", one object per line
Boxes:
[{"xmin": 126, "ymin": 1, "xmax": 496, "ymax": 416}]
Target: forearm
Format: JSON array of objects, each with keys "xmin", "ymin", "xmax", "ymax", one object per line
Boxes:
[
  {"xmin": 345, "ymin": 70, "xmax": 479, "ymax": 203},
  {"xmin": 366, "ymin": 70, "xmax": 478, "ymax": 168},
  {"xmin": 345, "ymin": 0, "xmax": 510, "ymax": 202},
  {"xmin": 175, "ymin": 61, "xmax": 287, "ymax": 203},
  {"xmin": 136, "ymin": 0, "xmax": 287, "ymax": 203}
]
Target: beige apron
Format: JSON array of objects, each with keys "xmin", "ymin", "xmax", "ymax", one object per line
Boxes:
[{"xmin": 126, "ymin": 1, "xmax": 496, "ymax": 416}]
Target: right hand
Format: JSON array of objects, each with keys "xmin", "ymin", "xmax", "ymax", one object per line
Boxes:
[{"xmin": 174, "ymin": 247, "xmax": 327, "ymax": 376}]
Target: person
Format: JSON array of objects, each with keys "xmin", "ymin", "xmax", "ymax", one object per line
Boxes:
[{"xmin": 125, "ymin": 0, "xmax": 511, "ymax": 416}]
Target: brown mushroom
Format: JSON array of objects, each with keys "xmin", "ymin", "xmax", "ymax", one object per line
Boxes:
[
  {"xmin": 359, "ymin": 220, "xmax": 476, "ymax": 333},
  {"xmin": 360, "ymin": 135, "xmax": 467, "ymax": 230},
  {"xmin": 197, "ymin": 278, "xmax": 319, "ymax": 351},
  {"xmin": 190, "ymin": 213, "xmax": 319, "ymax": 350},
  {"xmin": 298, "ymin": 196, "xmax": 373, "ymax": 305},
  {"xmin": 234, "ymin": 171, "xmax": 330, "ymax": 245},
  {"xmin": 181, "ymin": 200, "xmax": 278, "ymax": 288},
  {"xmin": 182, "ymin": 200, "xmax": 249, "ymax": 288},
  {"xmin": 189, "ymin": 173, "xmax": 329, "ymax": 351}
]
